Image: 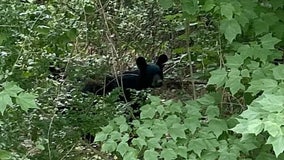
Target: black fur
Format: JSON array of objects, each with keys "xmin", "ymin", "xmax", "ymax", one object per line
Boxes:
[{"xmin": 82, "ymin": 54, "xmax": 168, "ymax": 101}]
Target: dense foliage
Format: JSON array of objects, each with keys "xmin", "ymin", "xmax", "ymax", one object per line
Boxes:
[{"xmin": 0, "ymin": 0, "xmax": 284, "ymax": 159}]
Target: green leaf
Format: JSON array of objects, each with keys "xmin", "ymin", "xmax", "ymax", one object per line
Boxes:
[
  {"xmin": 226, "ymin": 54, "xmax": 244, "ymax": 68},
  {"xmin": 267, "ymin": 135, "xmax": 284, "ymax": 157},
  {"xmin": 161, "ymin": 148, "xmax": 177, "ymax": 160},
  {"xmin": 94, "ymin": 132, "xmax": 108, "ymax": 142},
  {"xmin": 181, "ymin": 0, "xmax": 199, "ymax": 15},
  {"xmin": 225, "ymin": 76, "xmax": 245, "ymax": 95},
  {"xmin": 110, "ymin": 131, "xmax": 121, "ymax": 140},
  {"xmin": 147, "ymin": 138, "xmax": 161, "ymax": 149},
  {"xmin": 253, "ymin": 19, "xmax": 269, "ymax": 35},
  {"xmin": 208, "ymin": 119, "xmax": 228, "ymax": 138},
  {"xmin": 0, "ymin": 149, "xmax": 11, "ymax": 160},
  {"xmin": 165, "ymin": 115, "xmax": 181, "ymax": 128},
  {"xmin": 114, "ymin": 116, "xmax": 126, "ymax": 125},
  {"xmin": 0, "ymin": 91, "xmax": 13, "ymax": 114},
  {"xmin": 158, "ymin": 0, "xmax": 173, "ymax": 10},
  {"xmin": 120, "ymin": 123, "xmax": 129, "ymax": 132},
  {"xmin": 124, "ymin": 150, "xmax": 138, "ymax": 160},
  {"xmin": 254, "ymin": 94, "xmax": 284, "ymax": 112},
  {"xmin": 208, "ymin": 69, "xmax": 227, "ymax": 88},
  {"xmin": 219, "ymin": 152, "xmax": 238, "ymax": 160},
  {"xmin": 221, "ymin": 3, "xmax": 235, "ymax": 19},
  {"xmin": 15, "ymin": 93, "xmax": 38, "ymax": 111},
  {"xmin": 169, "ymin": 123, "xmax": 186, "ymax": 140},
  {"xmin": 101, "ymin": 140, "xmax": 117, "ymax": 153},
  {"xmin": 176, "ymin": 146, "xmax": 188, "ymax": 158},
  {"xmin": 220, "ymin": 19, "xmax": 241, "ymax": 43},
  {"xmin": 246, "ymin": 79, "xmax": 277, "ymax": 95},
  {"xmin": 0, "ymin": 33, "xmax": 7, "ymax": 45},
  {"xmin": 117, "ymin": 142, "xmax": 129, "ymax": 157},
  {"xmin": 206, "ymin": 105, "xmax": 220, "ymax": 120},
  {"xmin": 2, "ymin": 82, "xmax": 23, "ymax": 97},
  {"xmin": 184, "ymin": 116, "xmax": 201, "ymax": 133},
  {"xmin": 66, "ymin": 28, "xmax": 77, "ymax": 41},
  {"xmin": 168, "ymin": 100, "xmax": 182, "ymax": 113},
  {"xmin": 132, "ymin": 137, "xmax": 147, "ymax": 150},
  {"xmin": 141, "ymin": 104, "xmax": 156, "ymax": 119},
  {"xmin": 188, "ymin": 138, "xmax": 207, "ymax": 157},
  {"xmin": 202, "ymin": 0, "xmax": 215, "ymax": 11},
  {"xmin": 152, "ymin": 120, "xmax": 168, "ymax": 138},
  {"xmin": 144, "ymin": 149, "xmax": 159, "ymax": 160},
  {"xmin": 263, "ymin": 121, "xmax": 281, "ymax": 137},
  {"xmin": 273, "ymin": 65, "xmax": 284, "ymax": 80},
  {"xmin": 137, "ymin": 127, "xmax": 154, "ymax": 138},
  {"xmin": 260, "ymin": 33, "xmax": 281, "ymax": 49}
]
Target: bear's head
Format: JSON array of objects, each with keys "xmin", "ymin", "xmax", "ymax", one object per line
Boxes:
[{"xmin": 135, "ymin": 54, "xmax": 168, "ymax": 89}]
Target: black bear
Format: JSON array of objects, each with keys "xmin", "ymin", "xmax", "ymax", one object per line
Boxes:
[{"xmin": 82, "ymin": 54, "xmax": 168, "ymax": 101}]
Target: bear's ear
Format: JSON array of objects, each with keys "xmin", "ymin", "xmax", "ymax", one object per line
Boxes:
[
  {"xmin": 156, "ymin": 54, "xmax": 168, "ymax": 69},
  {"xmin": 136, "ymin": 57, "xmax": 147, "ymax": 70}
]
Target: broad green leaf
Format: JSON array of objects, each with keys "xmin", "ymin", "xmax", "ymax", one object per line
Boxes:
[
  {"xmin": 188, "ymin": 138, "xmax": 207, "ymax": 157},
  {"xmin": 132, "ymin": 137, "xmax": 147, "ymax": 150},
  {"xmin": 267, "ymin": 135, "xmax": 284, "ymax": 157},
  {"xmin": 0, "ymin": 92, "xmax": 13, "ymax": 114},
  {"xmin": 137, "ymin": 127, "xmax": 154, "ymax": 138},
  {"xmin": 241, "ymin": 69, "xmax": 250, "ymax": 77},
  {"xmin": 226, "ymin": 54, "xmax": 244, "ymax": 68},
  {"xmin": 219, "ymin": 152, "xmax": 238, "ymax": 160},
  {"xmin": 101, "ymin": 140, "xmax": 117, "ymax": 153},
  {"xmin": 208, "ymin": 119, "xmax": 228, "ymax": 138},
  {"xmin": 221, "ymin": 3, "xmax": 235, "ymax": 19},
  {"xmin": 2, "ymin": 82, "xmax": 23, "ymax": 97},
  {"xmin": 202, "ymin": 0, "xmax": 215, "ymax": 11},
  {"xmin": 161, "ymin": 148, "xmax": 177, "ymax": 160},
  {"xmin": 165, "ymin": 115, "xmax": 181, "ymax": 128},
  {"xmin": 168, "ymin": 100, "xmax": 182, "ymax": 113},
  {"xmin": 220, "ymin": 19, "xmax": 241, "ymax": 43},
  {"xmin": 208, "ymin": 69, "xmax": 227, "ymax": 88},
  {"xmin": 120, "ymin": 124, "xmax": 129, "ymax": 132},
  {"xmin": 176, "ymin": 146, "xmax": 188, "ymax": 158},
  {"xmin": 235, "ymin": 14, "xmax": 249, "ymax": 27},
  {"xmin": 152, "ymin": 120, "xmax": 168, "ymax": 138},
  {"xmin": 117, "ymin": 142, "xmax": 129, "ymax": 157},
  {"xmin": 123, "ymin": 149, "xmax": 138, "ymax": 160},
  {"xmin": 15, "ymin": 93, "xmax": 38, "ymax": 111},
  {"xmin": 254, "ymin": 94, "xmax": 284, "ymax": 112},
  {"xmin": 273, "ymin": 65, "xmax": 284, "ymax": 80},
  {"xmin": 263, "ymin": 121, "xmax": 281, "ymax": 137},
  {"xmin": 206, "ymin": 105, "xmax": 219, "ymax": 120},
  {"xmin": 181, "ymin": 0, "xmax": 198, "ymax": 15},
  {"xmin": 246, "ymin": 79, "xmax": 277, "ymax": 95},
  {"xmin": 253, "ymin": 19, "xmax": 269, "ymax": 35},
  {"xmin": 141, "ymin": 104, "xmax": 156, "ymax": 119},
  {"xmin": 114, "ymin": 116, "xmax": 126, "ymax": 125},
  {"xmin": 147, "ymin": 138, "xmax": 162, "ymax": 149},
  {"xmin": 260, "ymin": 33, "xmax": 281, "ymax": 49},
  {"xmin": 0, "ymin": 149, "xmax": 11, "ymax": 160},
  {"xmin": 246, "ymin": 119, "xmax": 264, "ymax": 135},
  {"xmin": 184, "ymin": 116, "xmax": 201, "ymax": 133},
  {"xmin": 101, "ymin": 125, "xmax": 113, "ymax": 133},
  {"xmin": 94, "ymin": 132, "xmax": 108, "ymax": 142},
  {"xmin": 158, "ymin": 0, "xmax": 172, "ymax": 10},
  {"xmin": 169, "ymin": 123, "xmax": 186, "ymax": 140},
  {"xmin": 144, "ymin": 149, "xmax": 159, "ymax": 160},
  {"xmin": 225, "ymin": 71, "xmax": 244, "ymax": 95},
  {"xmin": 110, "ymin": 131, "xmax": 121, "ymax": 140}
]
